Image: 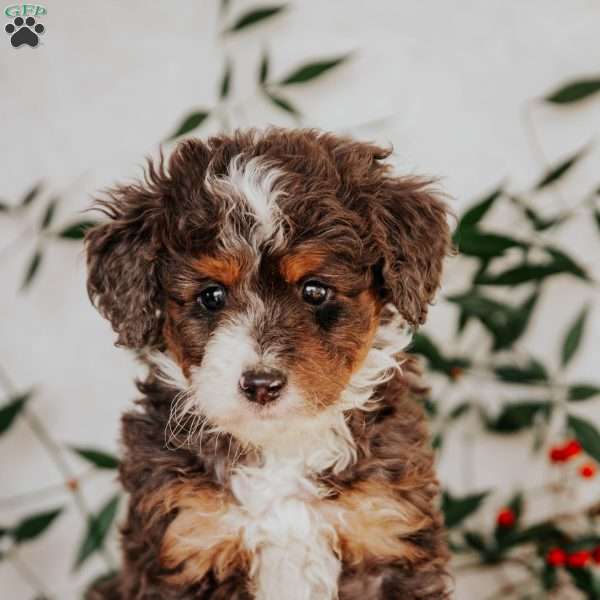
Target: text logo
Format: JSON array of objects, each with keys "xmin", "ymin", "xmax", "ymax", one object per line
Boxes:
[{"xmin": 4, "ymin": 4, "xmax": 46, "ymax": 47}]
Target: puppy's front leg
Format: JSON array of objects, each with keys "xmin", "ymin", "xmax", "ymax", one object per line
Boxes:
[{"xmin": 254, "ymin": 537, "xmax": 340, "ymax": 600}]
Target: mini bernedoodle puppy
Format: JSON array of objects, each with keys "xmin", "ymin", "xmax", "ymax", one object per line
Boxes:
[{"xmin": 85, "ymin": 128, "xmax": 452, "ymax": 600}]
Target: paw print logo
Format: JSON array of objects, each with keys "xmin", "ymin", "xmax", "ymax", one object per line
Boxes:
[{"xmin": 5, "ymin": 16, "xmax": 45, "ymax": 48}]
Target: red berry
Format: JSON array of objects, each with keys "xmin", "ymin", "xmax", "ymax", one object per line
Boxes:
[
  {"xmin": 546, "ymin": 547, "xmax": 567, "ymax": 567},
  {"xmin": 564, "ymin": 439, "xmax": 582, "ymax": 459},
  {"xmin": 593, "ymin": 546, "xmax": 600, "ymax": 565},
  {"xmin": 549, "ymin": 446, "xmax": 566, "ymax": 463},
  {"xmin": 580, "ymin": 463, "xmax": 596, "ymax": 479},
  {"xmin": 567, "ymin": 550, "xmax": 591, "ymax": 568},
  {"xmin": 496, "ymin": 508, "xmax": 516, "ymax": 528}
]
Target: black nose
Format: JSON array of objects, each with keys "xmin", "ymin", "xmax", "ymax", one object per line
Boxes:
[{"xmin": 239, "ymin": 368, "xmax": 287, "ymax": 405}]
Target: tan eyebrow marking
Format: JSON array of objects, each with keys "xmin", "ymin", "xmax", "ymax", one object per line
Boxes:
[
  {"xmin": 192, "ymin": 255, "xmax": 244, "ymax": 287},
  {"xmin": 280, "ymin": 251, "xmax": 327, "ymax": 284}
]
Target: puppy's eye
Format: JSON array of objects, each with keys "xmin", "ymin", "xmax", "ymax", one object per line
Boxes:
[
  {"xmin": 302, "ymin": 281, "xmax": 330, "ymax": 306},
  {"xmin": 197, "ymin": 285, "xmax": 227, "ymax": 312}
]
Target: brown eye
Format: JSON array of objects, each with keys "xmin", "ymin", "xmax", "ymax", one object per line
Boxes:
[
  {"xmin": 302, "ymin": 281, "xmax": 330, "ymax": 306},
  {"xmin": 197, "ymin": 285, "xmax": 226, "ymax": 312}
]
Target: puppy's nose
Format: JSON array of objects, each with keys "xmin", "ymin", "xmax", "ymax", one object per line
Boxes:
[{"xmin": 239, "ymin": 368, "xmax": 287, "ymax": 405}]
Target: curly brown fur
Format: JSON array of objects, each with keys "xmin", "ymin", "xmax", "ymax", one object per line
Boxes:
[{"xmin": 85, "ymin": 128, "xmax": 452, "ymax": 599}]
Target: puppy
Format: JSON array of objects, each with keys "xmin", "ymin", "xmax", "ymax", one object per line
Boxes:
[{"xmin": 85, "ymin": 128, "xmax": 451, "ymax": 600}]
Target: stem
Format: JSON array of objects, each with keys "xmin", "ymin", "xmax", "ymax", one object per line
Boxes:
[
  {"xmin": 0, "ymin": 468, "xmax": 96, "ymax": 509},
  {"xmin": 9, "ymin": 548, "xmax": 55, "ymax": 599},
  {"xmin": 482, "ymin": 576, "xmax": 535, "ymax": 600},
  {"xmin": 522, "ymin": 102, "xmax": 568, "ymax": 210},
  {"xmin": 0, "ymin": 362, "xmax": 116, "ymax": 569},
  {"xmin": 0, "ymin": 224, "xmax": 36, "ymax": 264}
]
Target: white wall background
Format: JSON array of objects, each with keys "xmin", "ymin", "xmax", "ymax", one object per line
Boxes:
[{"xmin": 1, "ymin": 1, "xmax": 600, "ymax": 597}]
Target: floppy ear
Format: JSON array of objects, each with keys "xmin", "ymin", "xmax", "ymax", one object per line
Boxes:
[
  {"xmin": 321, "ymin": 134, "xmax": 451, "ymax": 326},
  {"xmin": 370, "ymin": 176, "xmax": 451, "ymax": 326},
  {"xmin": 85, "ymin": 170, "xmax": 167, "ymax": 349}
]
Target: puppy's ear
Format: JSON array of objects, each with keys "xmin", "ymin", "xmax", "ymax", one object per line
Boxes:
[
  {"xmin": 369, "ymin": 175, "xmax": 451, "ymax": 327},
  {"xmin": 85, "ymin": 166, "xmax": 166, "ymax": 349},
  {"xmin": 323, "ymin": 135, "xmax": 451, "ymax": 326}
]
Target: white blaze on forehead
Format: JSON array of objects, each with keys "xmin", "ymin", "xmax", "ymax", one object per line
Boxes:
[{"xmin": 206, "ymin": 155, "xmax": 285, "ymax": 247}]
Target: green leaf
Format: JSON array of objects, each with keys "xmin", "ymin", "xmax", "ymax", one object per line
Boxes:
[
  {"xmin": 21, "ymin": 250, "xmax": 42, "ymax": 291},
  {"xmin": 442, "ymin": 490, "xmax": 488, "ymax": 528},
  {"xmin": 280, "ymin": 55, "xmax": 349, "ymax": 85},
  {"xmin": 71, "ymin": 447, "xmax": 120, "ymax": 470},
  {"xmin": 545, "ymin": 246, "xmax": 589, "ymax": 280},
  {"xmin": 220, "ymin": 61, "xmax": 232, "ymax": 99},
  {"xmin": 74, "ymin": 495, "xmax": 120, "ymax": 569},
  {"xmin": 259, "ymin": 50, "xmax": 269, "ymax": 84},
  {"xmin": 12, "ymin": 508, "xmax": 62, "ymax": 543},
  {"xmin": 0, "ymin": 392, "xmax": 30, "ymax": 436},
  {"xmin": 486, "ymin": 401, "xmax": 551, "ymax": 433},
  {"xmin": 224, "ymin": 5, "xmax": 286, "ymax": 34},
  {"xmin": 456, "ymin": 228, "xmax": 527, "ymax": 258},
  {"xmin": 569, "ymin": 385, "xmax": 600, "ymax": 401},
  {"xmin": 561, "ymin": 305, "xmax": 589, "ymax": 367},
  {"xmin": 58, "ymin": 220, "xmax": 99, "ymax": 240},
  {"xmin": 264, "ymin": 90, "xmax": 300, "ymax": 116},
  {"xmin": 567, "ymin": 566, "xmax": 600, "ymax": 597},
  {"xmin": 40, "ymin": 199, "xmax": 58, "ymax": 230},
  {"xmin": 546, "ymin": 79, "xmax": 600, "ymax": 104},
  {"xmin": 456, "ymin": 307, "xmax": 470, "ymax": 334},
  {"xmin": 449, "ymin": 402, "xmax": 471, "ymax": 421},
  {"xmin": 453, "ymin": 186, "xmax": 502, "ymax": 244},
  {"xmin": 542, "ymin": 564, "xmax": 558, "ymax": 590},
  {"xmin": 494, "ymin": 359, "xmax": 548, "ymax": 384},
  {"xmin": 512, "ymin": 197, "xmax": 569, "ymax": 231},
  {"xmin": 497, "ymin": 522, "xmax": 564, "ymax": 552},
  {"xmin": 566, "ymin": 535, "xmax": 600, "ymax": 552},
  {"xmin": 475, "ymin": 264, "xmax": 555, "ymax": 286},
  {"xmin": 568, "ymin": 415, "xmax": 600, "ymax": 463},
  {"xmin": 448, "ymin": 291, "xmax": 510, "ymax": 324},
  {"xmin": 409, "ymin": 333, "xmax": 470, "ymax": 376},
  {"xmin": 475, "ymin": 247, "xmax": 589, "ymax": 286},
  {"xmin": 422, "ymin": 397, "xmax": 437, "ymax": 417},
  {"xmin": 21, "ymin": 183, "xmax": 42, "ymax": 207},
  {"xmin": 463, "ymin": 531, "xmax": 489, "ymax": 556},
  {"xmin": 594, "ymin": 209, "xmax": 600, "ymax": 234},
  {"xmin": 494, "ymin": 290, "xmax": 539, "ymax": 350},
  {"xmin": 447, "ymin": 289, "xmax": 538, "ymax": 350},
  {"xmin": 168, "ymin": 111, "xmax": 209, "ymax": 141},
  {"xmin": 508, "ymin": 491, "xmax": 524, "ymax": 520},
  {"xmin": 535, "ymin": 147, "xmax": 587, "ymax": 190}
]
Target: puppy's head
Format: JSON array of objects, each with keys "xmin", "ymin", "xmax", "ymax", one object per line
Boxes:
[{"xmin": 86, "ymin": 129, "xmax": 449, "ymax": 447}]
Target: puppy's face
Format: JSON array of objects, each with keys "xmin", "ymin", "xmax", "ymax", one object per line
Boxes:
[
  {"xmin": 86, "ymin": 130, "xmax": 449, "ymax": 447},
  {"xmin": 163, "ymin": 236, "xmax": 380, "ymax": 443}
]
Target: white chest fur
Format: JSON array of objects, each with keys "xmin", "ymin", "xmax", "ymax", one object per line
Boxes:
[{"xmin": 228, "ymin": 458, "xmax": 341, "ymax": 600}]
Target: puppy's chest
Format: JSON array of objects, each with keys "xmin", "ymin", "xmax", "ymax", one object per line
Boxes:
[
  {"xmin": 227, "ymin": 460, "xmax": 341, "ymax": 548},
  {"xmin": 158, "ymin": 460, "xmax": 421, "ymax": 598},
  {"xmin": 226, "ymin": 461, "xmax": 340, "ymax": 599}
]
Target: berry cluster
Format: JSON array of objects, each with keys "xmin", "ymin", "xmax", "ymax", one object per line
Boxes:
[
  {"xmin": 546, "ymin": 546, "xmax": 600, "ymax": 568},
  {"xmin": 548, "ymin": 439, "xmax": 597, "ymax": 479}
]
